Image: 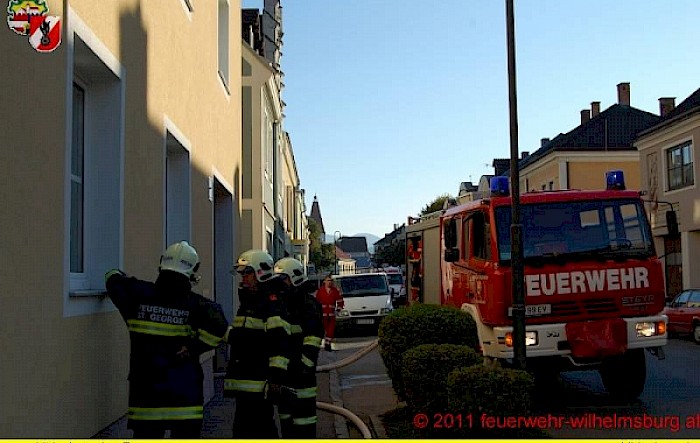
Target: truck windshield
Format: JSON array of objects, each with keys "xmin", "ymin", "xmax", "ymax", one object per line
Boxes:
[
  {"xmin": 336, "ymin": 275, "xmax": 389, "ymax": 297},
  {"xmin": 495, "ymin": 199, "xmax": 654, "ymax": 263}
]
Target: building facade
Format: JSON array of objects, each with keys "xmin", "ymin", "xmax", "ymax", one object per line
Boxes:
[
  {"xmin": 1, "ymin": 0, "xmax": 242, "ymax": 436},
  {"xmin": 514, "ymin": 83, "xmax": 660, "ymax": 193},
  {"xmin": 240, "ymin": 1, "xmax": 307, "ymax": 262},
  {"xmin": 240, "ymin": 39, "xmax": 283, "ymax": 257},
  {"xmin": 636, "ymin": 88, "xmax": 700, "ymax": 299}
]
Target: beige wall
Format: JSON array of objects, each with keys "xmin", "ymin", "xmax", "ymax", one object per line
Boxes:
[
  {"xmin": 520, "ymin": 160, "xmax": 559, "ymax": 191},
  {"xmin": 637, "ymin": 113, "xmax": 700, "ymax": 290},
  {"xmin": 241, "ymin": 42, "xmax": 281, "ymax": 254},
  {"xmin": 520, "ymin": 152, "xmax": 640, "ymax": 192},
  {"xmin": 569, "ymin": 160, "xmax": 640, "ymax": 190},
  {"xmin": 0, "ymin": 0, "xmax": 241, "ymax": 436},
  {"xmin": 638, "ymin": 115, "xmax": 700, "ymax": 233}
]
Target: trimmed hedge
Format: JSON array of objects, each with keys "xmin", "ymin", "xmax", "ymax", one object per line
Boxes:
[
  {"xmin": 447, "ymin": 365, "xmax": 544, "ymax": 437},
  {"xmin": 378, "ymin": 303, "xmax": 478, "ymax": 400},
  {"xmin": 401, "ymin": 344, "xmax": 482, "ymax": 411}
]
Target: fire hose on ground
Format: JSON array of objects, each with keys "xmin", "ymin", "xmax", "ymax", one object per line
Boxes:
[
  {"xmin": 316, "ymin": 401, "xmax": 373, "ymax": 438},
  {"xmin": 315, "ymin": 339, "xmax": 379, "ymax": 439},
  {"xmin": 212, "ymin": 339, "xmax": 381, "ymax": 438}
]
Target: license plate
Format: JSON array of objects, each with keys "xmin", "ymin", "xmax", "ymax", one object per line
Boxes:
[
  {"xmin": 356, "ymin": 318, "xmax": 375, "ymax": 325},
  {"xmin": 509, "ymin": 304, "xmax": 551, "ymax": 317}
]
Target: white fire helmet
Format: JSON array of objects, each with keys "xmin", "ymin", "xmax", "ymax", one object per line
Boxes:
[
  {"xmin": 274, "ymin": 257, "xmax": 308, "ymax": 287},
  {"xmin": 234, "ymin": 249, "xmax": 275, "ymax": 283},
  {"xmin": 159, "ymin": 241, "xmax": 200, "ymax": 280}
]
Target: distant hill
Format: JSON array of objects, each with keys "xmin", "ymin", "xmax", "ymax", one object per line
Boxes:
[
  {"xmin": 324, "ymin": 232, "xmax": 380, "ymax": 253},
  {"xmin": 353, "ymin": 233, "xmax": 380, "ymax": 253}
]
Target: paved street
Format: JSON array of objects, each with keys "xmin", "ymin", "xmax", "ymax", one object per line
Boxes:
[
  {"xmin": 537, "ymin": 337, "xmax": 700, "ymax": 438},
  {"xmin": 333, "ymin": 327, "xmax": 700, "ymax": 439}
]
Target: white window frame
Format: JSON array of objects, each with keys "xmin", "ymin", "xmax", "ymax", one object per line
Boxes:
[
  {"xmin": 163, "ymin": 117, "xmax": 193, "ymax": 247},
  {"xmin": 70, "ymin": 81, "xmax": 86, "ymax": 277},
  {"xmin": 217, "ymin": 0, "xmax": 230, "ymax": 95},
  {"xmin": 64, "ymin": 7, "xmax": 125, "ymax": 317},
  {"xmin": 665, "ymin": 140, "xmax": 694, "ymax": 192}
]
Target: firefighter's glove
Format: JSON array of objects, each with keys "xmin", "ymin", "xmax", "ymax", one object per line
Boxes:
[
  {"xmin": 176, "ymin": 346, "xmax": 191, "ymax": 360},
  {"xmin": 105, "ymin": 269, "xmax": 126, "ymax": 283},
  {"xmin": 264, "ymin": 382, "xmax": 296, "ymax": 403}
]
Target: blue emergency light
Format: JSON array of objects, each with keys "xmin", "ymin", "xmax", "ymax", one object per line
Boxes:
[
  {"xmin": 605, "ymin": 170, "xmax": 626, "ymax": 190},
  {"xmin": 490, "ymin": 176, "xmax": 510, "ymax": 196}
]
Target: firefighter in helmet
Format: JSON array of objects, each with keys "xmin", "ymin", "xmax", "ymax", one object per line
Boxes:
[
  {"xmin": 224, "ymin": 249, "xmax": 293, "ymax": 438},
  {"xmin": 105, "ymin": 241, "xmax": 229, "ymax": 438},
  {"xmin": 273, "ymin": 257, "xmax": 324, "ymax": 438}
]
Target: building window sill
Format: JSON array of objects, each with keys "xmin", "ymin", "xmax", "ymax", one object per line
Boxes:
[{"xmin": 69, "ymin": 289, "xmax": 108, "ymax": 298}]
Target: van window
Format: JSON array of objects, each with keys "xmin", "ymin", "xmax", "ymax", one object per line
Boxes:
[
  {"xmin": 386, "ymin": 273, "xmax": 404, "ymax": 285},
  {"xmin": 336, "ymin": 275, "xmax": 389, "ymax": 297}
]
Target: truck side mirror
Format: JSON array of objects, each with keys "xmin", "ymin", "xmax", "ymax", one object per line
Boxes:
[
  {"xmin": 666, "ymin": 210, "xmax": 679, "ymax": 236},
  {"xmin": 444, "ymin": 248, "xmax": 459, "ymax": 262}
]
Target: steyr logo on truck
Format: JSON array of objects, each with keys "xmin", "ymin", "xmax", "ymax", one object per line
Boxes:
[{"xmin": 525, "ymin": 267, "xmax": 649, "ymax": 297}]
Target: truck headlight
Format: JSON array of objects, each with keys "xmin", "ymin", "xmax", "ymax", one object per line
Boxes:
[
  {"xmin": 503, "ymin": 331, "xmax": 538, "ymax": 347},
  {"xmin": 635, "ymin": 321, "xmax": 666, "ymax": 337},
  {"xmin": 337, "ymin": 309, "xmax": 349, "ymax": 317}
]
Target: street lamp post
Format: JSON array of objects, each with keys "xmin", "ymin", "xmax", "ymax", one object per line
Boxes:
[
  {"xmin": 506, "ymin": 0, "xmax": 526, "ymax": 370},
  {"xmin": 333, "ymin": 231, "xmax": 342, "ymax": 275}
]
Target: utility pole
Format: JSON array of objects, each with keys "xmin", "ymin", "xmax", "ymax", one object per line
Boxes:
[
  {"xmin": 334, "ymin": 231, "xmax": 342, "ymax": 275},
  {"xmin": 506, "ymin": 0, "xmax": 526, "ymax": 370}
]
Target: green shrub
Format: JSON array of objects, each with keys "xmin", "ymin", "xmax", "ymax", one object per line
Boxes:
[
  {"xmin": 447, "ymin": 365, "xmax": 546, "ymax": 438},
  {"xmin": 401, "ymin": 344, "xmax": 482, "ymax": 411},
  {"xmin": 378, "ymin": 303, "xmax": 478, "ymax": 400}
]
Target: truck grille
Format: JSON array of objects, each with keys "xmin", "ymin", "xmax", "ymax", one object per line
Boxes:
[
  {"xmin": 350, "ymin": 310, "xmax": 378, "ymax": 316},
  {"xmin": 551, "ymin": 298, "xmax": 618, "ymax": 317}
]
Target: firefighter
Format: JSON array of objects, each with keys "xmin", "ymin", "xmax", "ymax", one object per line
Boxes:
[
  {"xmin": 315, "ymin": 274, "xmax": 344, "ymax": 351},
  {"xmin": 273, "ymin": 257, "xmax": 324, "ymax": 438},
  {"xmin": 104, "ymin": 241, "xmax": 229, "ymax": 439},
  {"xmin": 224, "ymin": 249, "xmax": 292, "ymax": 438}
]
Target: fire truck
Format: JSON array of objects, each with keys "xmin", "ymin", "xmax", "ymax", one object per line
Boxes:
[{"xmin": 405, "ymin": 171, "xmax": 671, "ymax": 400}]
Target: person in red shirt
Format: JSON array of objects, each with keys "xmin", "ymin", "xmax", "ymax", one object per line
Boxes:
[{"xmin": 315, "ymin": 274, "xmax": 344, "ymax": 351}]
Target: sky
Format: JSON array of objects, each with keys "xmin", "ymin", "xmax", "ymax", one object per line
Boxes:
[{"xmin": 243, "ymin": 0, "xmax": 700, "ymax": 240}]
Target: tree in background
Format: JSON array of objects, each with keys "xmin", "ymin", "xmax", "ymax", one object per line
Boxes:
[
  {"xmin": 308, "ymin": 218, "xmax": 336, "ymax": 272},
  {"xmin": 375, "ymin": 240, "xmax": 406, "ymax": 267},
  {"xmin": 420, "ymin": 193, "xmax": 453, "ymax": 216}
]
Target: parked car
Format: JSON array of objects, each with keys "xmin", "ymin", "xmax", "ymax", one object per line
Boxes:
[
  {"xmin": 332, "ymin": 272, "xmax": 393, "ymax": 327},
  {"xmin": 663, "ymin": 289, "xmax": 700, "ymax": 344}
]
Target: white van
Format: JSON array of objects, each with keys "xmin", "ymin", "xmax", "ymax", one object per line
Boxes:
[
  {"xmin": 381, "ymin": 267, "xmax": 406, "ymax": 296},
  {"xmin": 332, "ymin": 273, "xmax": 393, "ymax": 326}
]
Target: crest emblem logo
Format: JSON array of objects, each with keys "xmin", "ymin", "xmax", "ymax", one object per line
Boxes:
[
  {"xmin": 6, "ymin": 0, "xmax": 48, "ymax": 35},
  {"xmin": 29, "ymin": 14, "xmax": 60, "ymax": 52}
]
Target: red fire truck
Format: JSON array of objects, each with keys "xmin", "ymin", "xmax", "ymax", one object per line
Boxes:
[{"xmin": 406, "ymin": 171, "xmax": 671, "ymax": 400}]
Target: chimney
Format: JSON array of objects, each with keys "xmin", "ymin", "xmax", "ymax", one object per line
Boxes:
[
  {"xmin": 541, "ymin": 138, "xmax": 550, "ymax": 147},
  {"xmin": 580, "ymin": 109, "xmax": 591, "ymax": 125},
  {"xmin": 617, "ymin": 82, "xmax": 630, "ymax": 106},
  {"xmin": 659, "ymin": 97, "xmax": 676, "ymax": 117},
  {"xmin": 591, "ymin": 101, "xmax": 601, "ymax": 117},
  {"xmin": 521, "ymin": 151, "xmax": 529, "ymax": 159}
]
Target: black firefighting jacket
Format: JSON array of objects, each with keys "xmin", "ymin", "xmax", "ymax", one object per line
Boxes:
[
  {"xmin": 105, "ymin": 270, "xmax": 229, "ymax": 423},
  {"xmin": 224, "ymin": 277, "xmax": 292, "ymax": 397},
  {"xmin": 286, "ymin": 281, "xmax": 324, "ymax": 388}
]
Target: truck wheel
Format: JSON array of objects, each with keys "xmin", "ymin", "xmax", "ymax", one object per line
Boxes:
[
  {"xmin": 599, "ymin": 348, "xmax": 646, "ymax": 402},
  {"xmin": 693, "ymin": 324, "xmax": 700, "ymax": 345}
]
